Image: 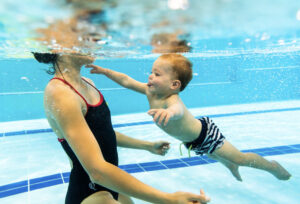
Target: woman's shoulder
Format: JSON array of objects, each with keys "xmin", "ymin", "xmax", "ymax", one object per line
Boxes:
[
  {"xmin": 82, "ymin": 76, "xmax": 95, "ymax": 86},
  {"xmin": 44, "ymin": 79, "xmax": 77, "ymax": 102}
]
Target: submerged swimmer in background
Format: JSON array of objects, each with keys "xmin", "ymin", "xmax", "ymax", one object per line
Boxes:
[
  {"xmin": 151, "ymin": 33, "xmax": 191, "ymax": 53},
  {"xmin": 86, "ymin": 53, "xmax": 292, "ymax": 182},
  {"xmin": 33, "ymin": 51, "xmax": 210, "ymax": 204}
]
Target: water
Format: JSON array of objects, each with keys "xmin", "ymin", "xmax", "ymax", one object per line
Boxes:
[
  {"xmin": 1, "ymin": 0, "xmax": 300, "ymax": 58},
  {"xmin": 1, "ymin": 0, "xmax": 300, "ymax": 203},
  {"xmin": 1, "ymin": 102, "xmax": 300, "ymax": 203}
]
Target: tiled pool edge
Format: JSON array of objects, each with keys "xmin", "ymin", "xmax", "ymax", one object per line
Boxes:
[
  {"xmin": 1, "ymin": 106, "xmax": 300, "ymax": 137},
  {"xmin": 1, "ymin": 144, "xmax": 300, "ymax": 199}
]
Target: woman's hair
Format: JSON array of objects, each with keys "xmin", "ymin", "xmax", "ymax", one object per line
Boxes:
[
  {"xmin": 159, "ymin": 53, "xmax": 193, "ymax": 91},
  {"xmin": 32, "ymin": 52, "xmax": 59, "ymax": 75}
]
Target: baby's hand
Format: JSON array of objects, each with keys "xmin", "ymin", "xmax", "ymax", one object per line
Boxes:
[
  {"xmin": 85, "ymin": 64, "xmax": 106, "ymax": 74},
  {"xmin": 148, "ymin": 109, "xmax": 174, "ymax": 126}
]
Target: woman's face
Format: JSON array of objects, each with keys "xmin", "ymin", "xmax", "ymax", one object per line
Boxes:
[
  {"xmin": 74, "ymin": 53, "xmax": 95, "ymax": 64},
  {"xmin": 61, "ymin": 52, "xmax": 96, "ymax": 65}
]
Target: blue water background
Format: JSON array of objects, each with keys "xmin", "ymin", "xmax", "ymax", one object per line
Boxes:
[{"xmin": 1, "ymin": 48, "xmax": 300, "ymax": 122}]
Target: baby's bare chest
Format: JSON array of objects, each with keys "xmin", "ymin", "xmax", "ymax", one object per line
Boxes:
[{"xmin": 148, "ymin": 98, "xmax": 167, "ymax": 109}]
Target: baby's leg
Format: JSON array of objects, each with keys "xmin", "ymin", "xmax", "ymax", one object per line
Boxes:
[
  {"xmin": 207, "ymin": 154, "xmax": 242, "ymax": 181},
  {"xmin": 213, "ymin": 140, "xmax": 291, "ymax": 180}
]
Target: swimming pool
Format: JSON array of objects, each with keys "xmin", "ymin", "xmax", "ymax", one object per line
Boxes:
[
  {"xmin": 1, "ymin": 0, "xmax": 300, "ymax": 203},
  {"xmin": 1, "ymin": 101, "xmax": 300, "ymax": 203}
]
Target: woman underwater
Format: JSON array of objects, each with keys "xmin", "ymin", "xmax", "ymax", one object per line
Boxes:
[{"xmin": 33, "ymin": 51, "xmax": 210, "ymax": 204}]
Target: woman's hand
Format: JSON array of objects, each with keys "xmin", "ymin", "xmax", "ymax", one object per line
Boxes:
[
  {"xmin": 147, "ymin": 141, "xmax": 170, "ymax": 156},
  {"xmin": 169, "ymin": 189, "xmax": 210, "ymax": 204}
]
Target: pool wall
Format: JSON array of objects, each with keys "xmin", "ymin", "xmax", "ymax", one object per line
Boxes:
[{"xmin": 0, "ymin": 52, "xmax": 300, "ymax": 122}]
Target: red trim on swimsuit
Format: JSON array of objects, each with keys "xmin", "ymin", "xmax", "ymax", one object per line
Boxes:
[
  {"xmin": 50, "ymin": 77, "xmax": 104, "ymax": 143},
  {"xmin": 58, "ymin": 138, "xmax": 65, "ymax": 142},
  {"xmin": 50, "ymin": 77, "xmax": 103, "ymax": 108},
  {"xmin": 81, "ymin": 78, "xmax": 104, "ymax": 107}
]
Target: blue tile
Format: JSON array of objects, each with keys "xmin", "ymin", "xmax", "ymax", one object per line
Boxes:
[
  {"xmin": 113, "ymin": 121, "xmax": 153, "ymax": 128},
  {"xmin": 0, "ymin": 180, "xmax": 28, "ymax": 192},
  {"xmin": 164, "ymin": 162, "xmax": 188, "ymax": 169},
  {"xmin": 260, "ymin": 151, "xmax": 274, "ymax": 156},
  {"xmin": 254, "ymin": 150, "xmax": 273, "ymax": 154},
  {"xmin": 204, "ymin": 107, "xmax": 300, "ymax": 119},
  {"xmin": 289, "ymin": 144, "xmax": 300, "ymax": 149},
  {"xmin": 62, "ymin": 172, "xmax": 70, "ymax": 183},
  {"xmin": 119, "ymin": 164, "xmax": 140, "ymax": 170},
  {"xmin": 5, "ymin": 130, "xmax": 26, "ymax": 136},
  {"xmin": 124, "ymin": 168, "xmax": 144, "ymax": 173},
  {"xmin": 0, "ymin": 186, "xmax": 28, "ymax": 198},
  {"xmin": 203, "ymin": 158, "xmax": 217, "ymax": 163},
  {"xmin": 241, "ymin": 149, "xmax": 253, "ymax": 153},
  {"xmin": 139, "ymin": 161, "xmax": 162, "ymax": 167},
  {"xmin": 0, "ymin": 132, "xmax": 4, "ymax": 137},
  {"xmin": 243, "ymin": 147, "xmax": 277, "ymax": 154},
  {"xmin": 201, "ymin": 155, "xmax": 209, "ymax": 160},
  {"xmin": 272, "ymin": 150, "xmax": 286, "ymax": 155},
  {"xmin": 282, "ymin": 149, "xmax": 300, "ymax": 154},
  {"xmin": 272, "ymin": 145, "xmax": 292, "ymax": 150},
  {"xmin": 43, "ymin": 128, "xmax": 53, "ymax": 133},
  {"xmin": 185, "ymin": 160, "xmax": 209, "ymax": 166},
  {"xmin": 30, "ymin": 179, "xmax": 63, "ymax": 191},
  {"xmin": 30, "ymin": 173, "xmax": 61, "ymax": 185},
  {"xmin": 143, "ymin": 165, "xmax": 167, "ymax": 171},
  {"xmin": 161, "ymin": 159, "xmax": 182, "ymax": 165},
  {"xmin": 62, "ymin": 172, "xmax": 70, "ymax": 177},
  {"xmin": 262, "ymin": 150, "xmax": 283, "ymax": 156},
  {"xmin": 257, "ymin": 152, "xmax": 269, "ymax": 156},
  {"xmin": 63, "ymin": 177, "xmax": 70, "ymax": 183},
  {"xmin": 26, "ymin": 129, "xmax": 46, "ymax": 134},
  {"xmin": 251, "ymin": 148, "xmax": 274, "ymax": 152},
  {"xmin": 1, "ymin": 142, "xmax": 300, "ymax": 199},
  {"xmin": 181, "ymin": 157, "xmax": 203, "ymax": 162}
]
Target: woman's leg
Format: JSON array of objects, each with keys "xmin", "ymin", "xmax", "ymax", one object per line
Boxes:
[
  {"xmin": 118, "ymin": 193, "xmax": 134, "ymax": 204},
  {"xmin": 81, "ymin": 191, "xmax": 120, "ymax": 204},
  {"xmin": 213, "ymin": 140, "xmax": 291, "ymax": 180}
]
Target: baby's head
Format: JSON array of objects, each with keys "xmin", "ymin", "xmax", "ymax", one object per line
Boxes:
[{"xmin": 156, "ymin": 53, "xmax": 193, "ymax": 92}]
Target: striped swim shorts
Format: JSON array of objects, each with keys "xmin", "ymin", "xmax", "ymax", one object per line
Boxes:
[{"xmin": 184, "ymin": 117, "xmax": 225, "ymax": 155}]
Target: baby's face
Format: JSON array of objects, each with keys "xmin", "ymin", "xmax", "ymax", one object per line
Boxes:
[{"xmin": 147, "ymin": 58, "xmax": 176, "ymax": 94}]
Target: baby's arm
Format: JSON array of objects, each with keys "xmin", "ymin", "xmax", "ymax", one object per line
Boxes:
[
  {"xmin": 86, "ymin": 64, "xmax": 147, "ymax": 94},
  {"xmin": 148, "ymin": 100, "xmax": 184, "ymax": 126}
]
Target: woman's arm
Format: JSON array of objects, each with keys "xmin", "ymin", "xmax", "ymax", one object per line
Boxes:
[
  {"xmin": 115, "ymin": 131, "xmax": 170, "ymax": 156},
  {"xmin": 85, "ymin": 64, "xmax": 148, "ymax": 94},
  {"xmin": 45, "ymin": 84, "xmax": 209, "ymax": 204}
]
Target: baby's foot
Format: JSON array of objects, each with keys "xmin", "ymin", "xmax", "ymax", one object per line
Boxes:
[
  {"xmin": 230, "ymin": 165, "xmax": 242, "ymax": 182},
  {"xmin": 226, "ymin": 163, "xmax": 242, "ymax": 182},
  {"xmin": 270, "ymin": 161, "xmax": 291, "ymax": 180}
]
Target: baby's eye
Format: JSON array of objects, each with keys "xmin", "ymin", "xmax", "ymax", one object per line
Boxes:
[{"xmin": 155, "ymin": 73, "xmax": 160, "ymax": 76}]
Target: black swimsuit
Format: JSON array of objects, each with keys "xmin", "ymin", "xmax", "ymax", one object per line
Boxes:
[{"xmin": 51, "ymin": 77, "xmax": 119, "ymax": 203}]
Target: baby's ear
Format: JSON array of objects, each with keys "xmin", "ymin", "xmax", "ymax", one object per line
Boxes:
[{"xmin": 171, "ymin": 80, "xmax": 181, "ymax": 91}]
